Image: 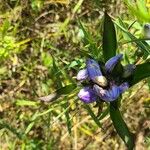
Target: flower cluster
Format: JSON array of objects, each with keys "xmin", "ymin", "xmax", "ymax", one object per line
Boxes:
[{"xmin": 77, "ymin": 54, "xmax": 135, "ymax": 103}]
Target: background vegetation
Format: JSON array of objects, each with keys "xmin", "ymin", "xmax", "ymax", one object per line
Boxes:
[{"xmin": 0, "ymin": 0, "xmax": 150, "ymax": 149}]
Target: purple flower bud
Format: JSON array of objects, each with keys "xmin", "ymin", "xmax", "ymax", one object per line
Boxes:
[
  {"xmin": 86, "ymin": 59, "xmax": 102, "ymax": 81},
  {"xmin": 122, "ymin": 64, "xmax": 136, "ymax": 78},
  {"xmin": 105, "ymin": 54, "xmax": 123, "ymax": 73},
  {"xmin": 77, "ymin": 69, "xmax": 88, "ymax": 81},
  {"xmin": 93, "ymin": 84, "xmax": 120, "ymax": 102},
  {"xmin": 119, "ymin": 82, "xmax": 129, "ymax": 93},
  {"xmin": 78, "ymin": 87, "xmax": 97, "ymax": 103},
  {"xmin": 93, "ymin": 76, "xmax": 108, "ymax": 87}
]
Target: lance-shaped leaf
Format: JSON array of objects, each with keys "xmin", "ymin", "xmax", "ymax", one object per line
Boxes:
[
  {"xmin": 110, "ymin": 102, "xmax": 135, "ymax": 150},
  {"xmin": 62, "ymin": 101, "xmax": 72, "ymax": 134},
  {"xmin": 84, "ymin": 104, "xmax": 102, "ymax": 128},
  {"xmin": 131, "ymin": 62, "xmax": 150, "ymax": 85},
  {"xmin": 39, "ymin": 84, "xmax": 77, "ymax": 102},
  {"xmin": 102, "ymin": 12, "xmax": 117, "ymax": 62}
]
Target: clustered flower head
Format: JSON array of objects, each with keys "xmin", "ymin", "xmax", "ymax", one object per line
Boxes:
[{"xmin": 77, "ymin": 54, "xmax": 136, "ymax": 103}]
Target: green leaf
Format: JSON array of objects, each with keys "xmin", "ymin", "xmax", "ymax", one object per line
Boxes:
[
  {"xmin": 56, "ymin": 84, "xmax": 77, "ymax": 95},
  {"xmin": 62, "ymin": 101, "xmax": 72, "ymax": 134},
  {"xmin": 102, "ymin": 12, "xmax": 117, "ymax": 62},
  {"xmin": 25, "ymin": 122, "xmax": 35, "ymax": 134},
  {"xmin": 39, "ymin": 84, "xmax": 77, "ymax": 102},
  {"xmin": 124, "ymin": 0, "xmax": 150, "ymax": 22},
  {"xmin": 84, "ymin": 104, "xmax": 102, "ymax": 128},
  {"xmin": 2, "ymin": 20, "xmax": 10, "ymax": 38},
  {"xmin": 110, "ymin": 102, "xmax": 135, "ymax": 150},
  {"xmin": 41, "ymin": 52, "xmax": 53, "ymax": 67},
  {"xmin": 98, "ymin": 106, "xmax": 109, "ymax": 120},
  {"xmin": 131, "ymin": 62, "xmax": 150, "ymax": 85},
  {"xmin": 16, "ymin": 100, "xmax": 39, "ymax": 106},
  {"xmin": 52, "ymin": 56, "xmax": 63, "ymax": 88}
]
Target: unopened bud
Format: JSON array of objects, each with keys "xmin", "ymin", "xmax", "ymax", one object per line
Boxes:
[
  {"xmin": 122, "ymin": 64, "xmax": 136, "ymax": 78},
  {"xmin": 94, "ymin": 76, "xmax": 108, "ymax": 87},
  {"xmin": 77, "ymin": 69, "xmax": 88, "ymax": 81}
]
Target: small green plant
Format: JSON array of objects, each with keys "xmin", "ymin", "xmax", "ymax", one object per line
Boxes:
[
  {"xmin": 124, "ymin": 0, "xmax": 150, "ymax": 23},
  {"xmin": 0, "ymin": 20, "xmax": 26, "ymax": 62}
]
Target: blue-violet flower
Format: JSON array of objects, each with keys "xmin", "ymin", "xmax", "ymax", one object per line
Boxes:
[{"xmin": 77, "ymin": 54, "xmax": 135, "ymax": 103}]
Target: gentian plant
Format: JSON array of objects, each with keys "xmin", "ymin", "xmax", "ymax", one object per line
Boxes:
[{"xmin": 77, "ymin": 12, "xmax": 150, "ymax": 150}]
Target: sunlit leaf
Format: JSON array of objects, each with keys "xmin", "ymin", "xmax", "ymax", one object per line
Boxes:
[
  {"xmin": 16, "ymin": 100, "xmax": 39, "ymax": 106},
  {"xmin": 1, "ymin": 20, "xmax": 10, "ymax": 38},
  {"xmin": 124, "ymin": 0, "xmax": 150, "ymax": 22},
  {"xmin": 25, "ymin": 122, "xmax": 35, "ymax": 134}
]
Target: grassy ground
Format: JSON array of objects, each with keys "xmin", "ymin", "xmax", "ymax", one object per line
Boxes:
[{"xmin": 0, "ymin": 0, "xmax": 150, "ymax": 149}]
